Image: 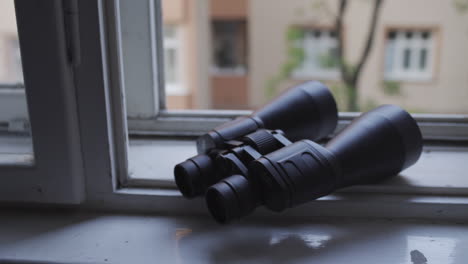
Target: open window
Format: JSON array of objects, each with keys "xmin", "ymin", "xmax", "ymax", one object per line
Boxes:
[
  {"xmin": 104, "ymin": 0, "xmax": 467, "ymax": 192},
  {"xmin": 2, "ymin": 0, "xmax": 467, "ymax": 218}
]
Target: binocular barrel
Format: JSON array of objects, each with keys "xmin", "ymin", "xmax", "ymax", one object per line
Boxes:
[
  {"xmin": 175, "ymin": 81, "xmax": 338, "ymax": 198},
  {"xmin": 196, "ymin": 81, "xmax": 338, "ymax": 154},
  {"xmin": 206, "ymin": 105, "xmax": 423, "ymax": 223}
]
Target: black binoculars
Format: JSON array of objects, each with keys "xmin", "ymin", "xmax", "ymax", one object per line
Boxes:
[
  {"xmin": 174, "ymin": 82, "xmax": 423, "ymax": 224},
  {"xmin": 175, "ymin": 81, "xmax": 338, "ymax": 198}
]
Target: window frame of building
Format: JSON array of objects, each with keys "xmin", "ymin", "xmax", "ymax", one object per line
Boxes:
[
  {"xmin": 383, "ymin": 27, "xmax": 437, "ymax": 82},
  {"xmin": 291, "ymin": 26, "xmax": 340, "ymax": 81},
  {"xmin": 2, "ymin": 0, "xmax": 468, "ymax": 219},
  {"xmin": 211, "ymin": 19, "xmax": 248, "ymax": 76},
  {"xmin": 162, "ymin": 24, "xmax": 186, "ymax": 96}
]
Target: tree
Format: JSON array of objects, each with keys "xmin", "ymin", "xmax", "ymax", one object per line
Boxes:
[
  {"xmin": 335, "ymin": 0, "xmax": 383, "ymax": 111},
  {"xmin": 267, "ymin": 0, "xmax": 384, "ymax": 111}
]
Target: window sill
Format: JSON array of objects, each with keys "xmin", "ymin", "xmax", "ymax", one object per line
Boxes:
[
  {"xmin": 81, "ymin": 138, "xmax": 468, "ymax": 220},
  {"xmin": 127, "ymin": 138, "xmax": 468, "ymax": 194},
  {"xmin": 0, "ymin": 209, "xmax": 467, "ymax": 264}
]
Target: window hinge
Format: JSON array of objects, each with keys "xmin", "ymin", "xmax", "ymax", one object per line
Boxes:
[{"xmin": 62, "ymin": 0, "xmax": 81, "ymax": 67}]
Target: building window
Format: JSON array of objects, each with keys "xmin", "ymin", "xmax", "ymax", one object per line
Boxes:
[
  {"xmin": 384, "ymin": 30, "xmax": 434, "ymax": 82},
  {"xmin": 292, "ymin": 28, "xmax": 339, "ymax": 80},
  {"xmin": 163, "ymin": 24, "xmax": 185, "ymax": 95},
  {"xmin": 211, "ymin": 20, "xmax": 247, "ymax": 75}
]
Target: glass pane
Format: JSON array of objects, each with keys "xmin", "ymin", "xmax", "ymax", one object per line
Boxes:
[
  {"xmin": 419, "ymin": 49, "xmax": 427, "ymax": 70},
  {"xmin": 403, "ymin": 48, "xmax": 411, "ymax": 69},
  {"xmin": 161, "ymin": 0, "xmax": 468, "ymax": 114},
  {"xmin": 0, "ymin": 0, "xmax": 34, "ymax": 165}
]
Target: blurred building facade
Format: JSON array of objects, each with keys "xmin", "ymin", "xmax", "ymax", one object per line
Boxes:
[
  {"xmin": 1, "ymin": 1, "xmax": 467, "ymax": 114},
  {"xmin": 0, "ymin": 1, "xmax": 22, "ymax": 84},
  {"xmin": 163, "ymin": 0, "xmax": 468, "ymax": 113}
]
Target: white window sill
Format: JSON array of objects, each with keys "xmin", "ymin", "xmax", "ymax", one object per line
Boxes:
[
  {"xmin": 2, "ymin": 134, "xmax": 467, "ymax": 220},
  {"xmin": 0, "ymin": 209, "xmax": 467, "ymax": 264},
  {"xmin": 128, "ymin": 138, "xmax": 468, "ymax": 194},
  {"xmin": 108, "ymin": 138, "xmax": 468, "ymax": 221}
]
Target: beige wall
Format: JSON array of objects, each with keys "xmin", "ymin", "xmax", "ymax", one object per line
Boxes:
[
  {"xmin": 249, "ymin": 0, "xmax": 468, "ymax": 114},
  {"xmin": 211, "ymin": 0, "xmax": 248, "ymax": 19},
  {"xmin": 0, "ymin": 0, "xmax": 20, "ymax": 83},
  {"xmin": 211, "ymin": 75, "xmax": 249, "ymax": 109},
  {"xmin": 162, "ymin": 0, "xmax": 211, "ymax": 110},
  {"xmin": 162, "ymin": 0, "xmax": 187, "ymax": 23}
]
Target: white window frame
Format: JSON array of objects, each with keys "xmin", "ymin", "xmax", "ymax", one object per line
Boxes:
[
  {"xmin": 0, "ymin": 0, "xmax": 85, "ymax": 204},
  {"xmin": 384, "ymin": 29, "xmax": 434, "ymax": 82}
]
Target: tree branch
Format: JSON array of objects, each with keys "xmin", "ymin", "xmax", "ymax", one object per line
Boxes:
[
  {"xmin": 335, "ymin": 0, "xmax": 349, "ymax": 83},
  {"xmin": 314, "ymin": 0, "xmax": 339, "ymax": 20},
  {"xmin": 351, "ymin": 0, "xmax": 383, "ymax": 84}
]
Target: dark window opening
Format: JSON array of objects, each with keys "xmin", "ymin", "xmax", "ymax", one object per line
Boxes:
[
  {"xmin": 419, "ymin": 48, "xmax": 427, "ymax": 70},
  {"xmin": 403, "ymin": 48, "xmax": 411, "ymax": 69},
  {"xmin": 211, "ymin": 20, "xmax": 248, "ymax": 73}
]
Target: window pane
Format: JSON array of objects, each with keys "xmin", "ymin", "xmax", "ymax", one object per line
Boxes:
[
  {"xmin": 419, "ymin": 48, "xmax": 427, "ymax": 70},
  {"xmin": 403, "ymin": 48, "xmax": 411, "ymax": 69},
  {"xmin": 212, "ymin": 20, "xmax": 247, "ymax": 73},
  {"xmin": 164, "ymin": 48, "xmax": 177, "ymax": 83},
  {"xmin": 0, "ymin": 0, "xmax": 34, "ymax": 165},
  {"xmin": 158, "ymin": 1, "xmax": 468, "ymax": 114}
]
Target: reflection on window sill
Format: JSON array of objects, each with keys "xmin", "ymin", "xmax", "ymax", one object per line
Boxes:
[{"xmin": 1, "ymin": 209, "xmax": 467, "ymax": 264}]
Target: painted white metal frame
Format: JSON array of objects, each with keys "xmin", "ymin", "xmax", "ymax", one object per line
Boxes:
[{"xmin": 0, "ymin": 0, "xmax": 85, "ymax": 204}]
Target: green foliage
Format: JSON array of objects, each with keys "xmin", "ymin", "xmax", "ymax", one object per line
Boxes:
[
  {"xmin": 318, "ymin": 52, "xmax": 339, "ymax": 69},
  {"xmin": 454, "ymin": 0, "xmax": 468, "ymax": 14},
  {"xmin": 343, "ymin": 61, "xmax": 356, "ymax": 77},
  {"xmin": 362, "ymin": 98, "xmax": 379, "ymax": 112},
  {"xmin": 382, "ymin": 80, "xmax": 401, "ymax": 96},
  {"xmin": 404, "ymin": 107, "xmax": 426, "ymax": 114},
  {"xmin": 329, "ymin": 83, "xmax": 349, "ymax": 111},
  {"xmin": 345, "ymin": 83, "xmax": 359, "ymax": 112},
  {"xmin": 286, "ymin": 27, "xmax": 305, "ymax": 41},
  {"xmin": 265, "ymin": 27, "xmax": 306, "ymax": 99},
  {"xmin": 265, "ymin": 76, "xmax": 283, "ymax": 99}
]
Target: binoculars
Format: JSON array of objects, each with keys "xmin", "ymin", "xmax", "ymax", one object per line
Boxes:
[
  {"xmin": 174, "ymin": 81, "xmax": 423, "ymax": 224},
  {"xmin": 175, "ymin": 81, "xmax": 338, "ymax": 198}
]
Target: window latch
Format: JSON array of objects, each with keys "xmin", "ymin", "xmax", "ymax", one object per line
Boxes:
[{"xmin": 62, "ymin": 0, "xmax": 81, "ymax": 67}]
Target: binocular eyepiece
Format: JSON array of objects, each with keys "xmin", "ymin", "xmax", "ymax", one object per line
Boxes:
[
  {"xmin": 206, "ymin": 105, "xmax": 423, "ymax": 223},
  {"xmin": 175, "ymin": 81, "xmax": 338, "ymax": 198}
]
